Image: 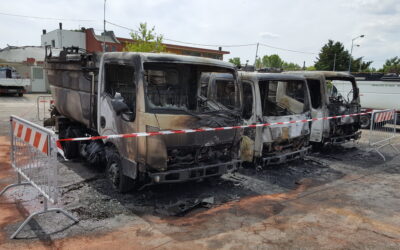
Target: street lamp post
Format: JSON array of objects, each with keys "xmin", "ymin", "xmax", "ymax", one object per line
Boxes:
[{"xmin": 348, "ymin": 35, "xmax": 365, "ymax": 73}]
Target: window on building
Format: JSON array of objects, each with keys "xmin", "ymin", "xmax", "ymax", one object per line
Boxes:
[
  {"xmin": 32, "ymin": 68, "xmax": 44, "ymax": 80},
  {"xmin": 51, "ymin": 40, "xmax": 55, "ymax": 48},
  {"xmin": 182, "ymin": 50, "xmax": 201, "ymax": 57}
]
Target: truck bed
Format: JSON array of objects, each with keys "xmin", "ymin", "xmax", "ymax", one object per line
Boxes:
[{"xmin": 0, "ymin": 78, "xmax": 30, "ymax": 87}]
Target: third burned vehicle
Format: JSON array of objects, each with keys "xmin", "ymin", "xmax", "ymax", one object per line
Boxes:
[
  {"xmin": 238, "ymin": 72, "xmax": 312, "ymax": 166},
  {"xmin": 286, "ymin": 71, "xmax": 362, "ymax": 145}
]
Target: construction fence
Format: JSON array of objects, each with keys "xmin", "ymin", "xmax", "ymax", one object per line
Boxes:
[{"xmin": 0, "ymin": 115, "xmax": 78, "ymax": 239}]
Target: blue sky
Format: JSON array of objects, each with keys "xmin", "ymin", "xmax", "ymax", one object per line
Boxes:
[{"xmin": 0, "ymin": 0, "xmax": 399, "ymax": 68}]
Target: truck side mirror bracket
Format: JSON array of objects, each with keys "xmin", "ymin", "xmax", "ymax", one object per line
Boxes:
[{"xmin": 111, "ymin": 99, "xmax": 130, "ymax": 115}]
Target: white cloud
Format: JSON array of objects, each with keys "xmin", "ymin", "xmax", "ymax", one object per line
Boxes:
[
  {"xmin": 0, "ymin": 0, "xmax": 399, "ymax": 68},
  {"xmin": 259, "ymin": 32, "xmax": 280, "ymax": 39}
]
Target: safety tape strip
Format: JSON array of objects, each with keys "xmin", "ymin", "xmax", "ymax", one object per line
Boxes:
[{"xmin": 57, "ymin": 111, "xmax": 372, "ymax": 143}]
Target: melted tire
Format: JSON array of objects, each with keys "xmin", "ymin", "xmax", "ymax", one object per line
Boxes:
[
  {"xmin": 360, "ymin": 115, "xmax": 371, "ymax": 129},
  {"xmin": 59, "ymin": 126, "xmax": 83, "ymax": 159},
  {"xmin": 106, "ymin": 148, "xmax": 136, "ymax": 193}
]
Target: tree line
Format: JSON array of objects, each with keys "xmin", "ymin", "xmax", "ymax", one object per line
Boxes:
[
  {"xmin": 121, "ymin": 23, "xmax": 399, "ymax": 74},
  {"xmin": 229, "ymin": 40, "xmax": 400, "ymax": 74}
]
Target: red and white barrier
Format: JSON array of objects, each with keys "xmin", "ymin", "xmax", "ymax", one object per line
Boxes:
[
  {"xmin": 57, "ymin": 112, "xmax": 371, "ymax": 143},
  {"xmin": 374, "ymin": 110, "xmax": 394, "ymax": 123},
  {"xmin": 12, "ymin": 119, "xmax": 49, "ymax": 155}
]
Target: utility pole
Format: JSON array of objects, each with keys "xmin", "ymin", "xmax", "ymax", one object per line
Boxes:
[
  {"xmin": 333, "ymin": 53, "xmax": 336, "ymax": 71},
  {"xmin": 254, "ymin": 42, "xmax": 259, "ymax": 68},
  {"xmin": 103, "ymin": 0, "xmax": 106, "ymax": 52},
  {"xmin": 348, "ymin": 35, "xmax": 365, "ymax": 72}
]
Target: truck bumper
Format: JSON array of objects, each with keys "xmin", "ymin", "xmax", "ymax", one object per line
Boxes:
[
  {"xmin": 329, "ymin": 131, "xmax": 362, "ymax": 144},
  {"xmin": 262, "ymin": 146, "xmax": 311, "ymax": 165},
  {"xmin": 0, "ymin": 87, "xmax": 25, "ymax": 94},
  {"xmin": 148, "ymin": 160, "xmax": 240, "ymax": 184}
]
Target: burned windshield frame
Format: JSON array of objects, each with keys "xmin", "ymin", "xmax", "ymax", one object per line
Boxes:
[
  {"xmin": 143, "ymin": 62, "xmax": 239, "ymax": 114},
  {"xmin": 209, "ymin": 75, "xmax": 241, "ymax": 111},
  {"xmin": 328, "ymin": 78, "xmax": 359, "ymax": 103},
  {"xmin": 259, "ymin": 79, "xmax": 310, "ymax": 116}
]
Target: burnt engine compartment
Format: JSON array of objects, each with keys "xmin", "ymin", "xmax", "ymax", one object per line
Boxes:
[
  {"xmin": 166, "ymin": 143, "xmax": 236, "ymax": 170},
  {"xmin": 262, "ymin": 135, "xmax": 309, "ymax": 156},
  {"xmin": 328, "ymin": 100, "xmax": 361, "ymax": 137}
]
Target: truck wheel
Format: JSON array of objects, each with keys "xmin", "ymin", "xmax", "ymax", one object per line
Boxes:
[
  {"xmin": 106, "ymin": 149, "xmax": 136, "ymax": 193},
  {"xmin": 360, "ymin": 115, "xmax": 371, "ymax": 129},
  {"xmin": 59, "ymin": 126, "xmax": 83, "ymax": 159}
]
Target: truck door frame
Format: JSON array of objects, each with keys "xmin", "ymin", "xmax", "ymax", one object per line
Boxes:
[{"xmin": 97, "ymin": 56, "xmax": 139, "ymax": 169}]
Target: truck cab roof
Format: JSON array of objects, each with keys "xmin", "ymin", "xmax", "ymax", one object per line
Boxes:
[
  {"xmin": 239, "ymin": 71, "xmax": 306, "ymax": 82},
  {"xmin": 284, "ymin": 71, "xmax": 355, "ymax": 81},
  {"xmin": 102, "ymin": 52, "xmax": 236, "ymax": 69}
]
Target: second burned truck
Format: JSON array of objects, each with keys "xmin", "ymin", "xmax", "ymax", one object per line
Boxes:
[{"xmin": 45, "ymin": 47, "xmax": 242, "ymax": 192}]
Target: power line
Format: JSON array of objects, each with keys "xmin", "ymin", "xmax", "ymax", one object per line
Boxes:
[
  {"xmin": 106, "ymin": 20, "xmax": 319, "ymax": 53},
  {"xmin": 0, "ymin": 11, "xmax": 96, "ymax": 22},
  {"xmin": 259, "ymin": 43, "xmax": 317, "ymax": 55},
  {"xmin": 106, "ymin": 20, "xmax": 137, "ymax": 32},
  {"xmin": 106, "ymin": 21, "xmax": 256, "ymax": 48},
  {"xmin": 163, "ymin": 38, "xmax": 257, "ymax": 48}
]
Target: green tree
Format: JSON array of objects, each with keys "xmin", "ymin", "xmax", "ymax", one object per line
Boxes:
[
  {"xmin": 382, "ymin": 57, "xmax": 400, "ymax": 74},
  {"xmin": 306, "ymin": 65, "xmax": 316, "ymax": 71},
  {"xmin": 124, "ymin": 22, "xmax": 166, "ymax": 53},
  {"xmin": 262, "ymin": 54, "xmax": 284, "ymax": 68},
  {"xmin": 315, "ymin": 40, "xmax": 350, "ymax": 71},
  {"xmin": 228, "ymin": 57, "xmax": 241, "ymax": 67},
  {"xmin": 351, "ymin": 57, "xmax": 373, "ymax": 72},
  {"xmin": 282, "ymin": 62, "xmax": 301, "ymax": 71}
]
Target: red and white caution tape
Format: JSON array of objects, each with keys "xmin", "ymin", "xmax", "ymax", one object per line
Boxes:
[{"xmin": 57, "ymin": 112, "xmax": 372, "ymax": 143}]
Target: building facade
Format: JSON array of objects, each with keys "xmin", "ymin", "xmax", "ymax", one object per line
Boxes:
[
  {"xmin": 41, "ymin": 26, "xmax": 229, "ymax": 60},
  {"xmin": 0, "ymin": 46, "xmax": 61, "ymax": 93},
  {"xmin": 41, "ymin": 24, "xmax": 86, "ymax": 49}
]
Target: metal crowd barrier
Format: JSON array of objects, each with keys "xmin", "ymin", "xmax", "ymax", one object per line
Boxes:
[
  {"xmin": 36, "ymin": 95, "xmax": 53, "ymax": 121},
  {"xmin": 0, "ymin": 115, "xmax": 78, "ymax": 239},
  {"xmin": 368, "ymin": 109, "xmax": 399, "ymax": 161}
]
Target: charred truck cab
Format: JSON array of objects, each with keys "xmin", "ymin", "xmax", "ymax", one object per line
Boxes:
[
  {"xmin": 285, "ymin": 71, "xmax": 361, "ymax": 145},
  {"xmin": 239, "ymin": 72, "xmax": 312, "ymax": 166},
  {"xmin": 45, "ymin": 48, "xmax": 242, "ymax": 192}
]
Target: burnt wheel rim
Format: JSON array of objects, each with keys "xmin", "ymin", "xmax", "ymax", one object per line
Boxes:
[
  {"xmin": 360, "ymin": 116, "xmax": 370, "ymax": 128},
  {"xmin": 108, "ymin": 162, "xmax": 120, "ymax": 188}
]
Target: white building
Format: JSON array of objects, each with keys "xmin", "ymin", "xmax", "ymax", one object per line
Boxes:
[
  {"xmin": 41, "ymin": 24, "xmax": 85, "ymax": 49},
  {"xmin": 0, "ymin": 46, "xmax": 61, "ymax": 93}
]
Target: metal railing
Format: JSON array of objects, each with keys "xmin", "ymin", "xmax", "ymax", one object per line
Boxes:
[
  {"xmin": 0, "ymin": 115, "xmax": 78, "ymax": 239},
  {"xmin": 368, "ymin": 109, "xmax": 399, "ymax": 160},
  {"xmin": 36, "ymin": 95, "xmax": 53, "ymax": 121}
]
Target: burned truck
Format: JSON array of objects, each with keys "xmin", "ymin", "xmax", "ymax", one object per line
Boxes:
[
  {"xmin": 45, "ymin": 47, "xmax": 242, "ymax": 192},
  {"xmin": 285, "ymin": 71, "xmax": 361, "ymax": 145},
  {"xmin": 238, "ymin": 72, "xmax": 312, "ymax": 166}
]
